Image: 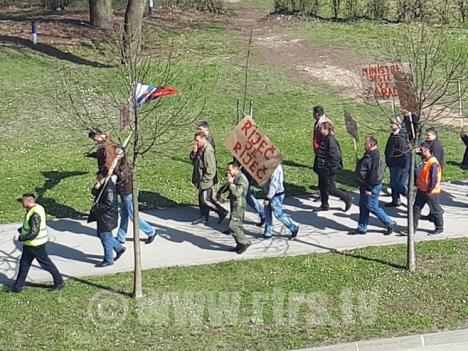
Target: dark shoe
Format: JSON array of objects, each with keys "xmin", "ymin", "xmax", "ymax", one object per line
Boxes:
[
  {"xmin": 192, "ymin": 217, "xmax": 208, "ymax": 225},
  {"xmin": 7, "ymin": 286, "xmax": 21, "ymax": 293},
  {"xmin": 420, "ymin": 215, "xmax": 434, "ymax": 222},
  {"xmin": 218, "ymin": 211, "xmax": 228, "ymax": 224},
  {"xmin": 115, "ymin": 247, "xmax": 126, "ymax": 261},
  {"xmin": 399, "ymin": 228, "xmax": 416, "ymax": 236},
  {"xmin": 428, "ymin": 228, "xmax": 444, "ymax": 236},
  {"xmin": 313, "ymin": 205, "xmax": 329, "ymax": 212},
  {"xmin": 348, "ymin": 229, "xmax": 366, "ymax": 235},
  {"xmin": 49, "ymin": 283, "xmax": 65, "ymax": 292},
  {"xmin": 344, "ymin": 198, "xmax": 352, "ymax": 212},
  {"xmin": 256, "ymin": 217, "xmax": 266, "ymax": 227},
  {"xmin": 222, "ymin": 229, "xmax": 231, "ymax": 235},
  {"xmin": 229, "ymin": 245, "xmax": 240, "ymax": 252},
  {"xmin": 289, "ymin": 227, "xmax": 301, "ymax": 240},
  {"xmin": 385, "ymin": 221, "xmax": 396, "ymax": 235},
  {"xmin": 236, "ymin": 242, "xmax": 251, "ymax": 254},
  {"xmin": 313, "ymin": 196, "xmax": 321, "ymax": 202},
  {"xmin": 385, "ymin": 202, "xmax": 401, "ymax": 208},
  {"xmin": 96, "ymin": 261, "xmax": 113, "ymax": 268},
  {"xmin": 146, "ymin": 232, "xmax": 158, "ymax": 245}
]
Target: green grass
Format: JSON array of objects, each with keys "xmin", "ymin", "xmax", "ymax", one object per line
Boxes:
[
  {"xmin": 0, "ymin": 7, "xmax": 467, "ymax": 224},
  {"xmin": 1, "ymin": 238, "xmax": 467, "ymax": 350}
]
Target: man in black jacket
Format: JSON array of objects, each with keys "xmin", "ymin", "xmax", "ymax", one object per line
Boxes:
[
  {"xmin": 461, "ymin": 129, "xmax": 468, "ymax": 168},
  {"xmin": 402, "ymin": 110, "xmax": 419, "ymax": 142},
  {"xmin": 313, "ymin": 122, "xmax": 352, "ymax": 212},
  {"xmin": 425, "ymin": 128, "xmax": 445, "ymax": 169},
  {"xmin": 89, "ymin": 175, "xmax": 126, "ymax": 267},
  {"xmin": 350, "ymin": 137, "xmax": 396, "ymax": 235},
  {"xmin": 384, "ymin": 118, "xmax": 409, "ymax": 207}
]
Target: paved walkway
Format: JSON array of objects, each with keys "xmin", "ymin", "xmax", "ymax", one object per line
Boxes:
[
  {"xmin": 295, "ymin": 328, "xmax": 468, "ymax": 351},
  {"xmin": 0, "ymin": 181, "xmax": 467, "ymax": 286}
]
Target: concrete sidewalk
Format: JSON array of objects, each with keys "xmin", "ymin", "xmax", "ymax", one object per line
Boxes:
[
  {"xmin": 0, "ymin": 181, "xmax": 467, "ymax": 286},
  {"xmin": 295, "ymin": 328, "xmax": 468, "ymax": 351}
]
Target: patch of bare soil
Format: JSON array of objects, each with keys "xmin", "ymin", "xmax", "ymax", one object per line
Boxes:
[
  {"xmin": 227, "ymin": 8, "xmax": 363, "ymax": 92},
  {"xmin": 226, "ymin": 7, "xmax": 463, "ymax": 125}
]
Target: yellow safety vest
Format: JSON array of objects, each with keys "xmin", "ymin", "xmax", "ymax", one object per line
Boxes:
[{"xmin": 22, "ymin": 204, "xmax": 48, "ymax": 247}]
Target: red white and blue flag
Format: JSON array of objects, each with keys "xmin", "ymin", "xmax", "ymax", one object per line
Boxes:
[
  {"xmin": 134, "ymin": 82, "xmax": 177, "ymax": 106},
  {"xmin": 120, "ymin": 82, "xmax": 177, "ymax": 130}
]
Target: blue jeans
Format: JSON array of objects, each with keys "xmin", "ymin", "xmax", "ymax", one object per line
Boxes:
[
  {"xmin": 98, "ymin": 230, "xmax": 123, "ymax": 263},
  {"xmin": 358, "ymin": 184, "xmax": 392, "ymax": 233},
  {"xmin": 264, "ymin": 194, "xmax": 298, "ymax": 237},
  {"xmin": 117, "ymin": 194, "xmax": 155, "ymax": 243},
  {"xmin": 389, "ymin": 166, "xmax": 408, "ymax": 203},
  {"xmin": 246, "ymin": 184, "xmax": 265, "ymax": 219}
]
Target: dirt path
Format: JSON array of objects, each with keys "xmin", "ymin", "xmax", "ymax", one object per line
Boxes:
[
  {"xmin": 226, "ymin": 6, "xmax": 363, "ymax": 93},
  {"xmin": 225, "ymin": 6, "xmax": 464, "ymax": 125}
]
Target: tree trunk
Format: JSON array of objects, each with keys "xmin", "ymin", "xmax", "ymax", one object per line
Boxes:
[
  {"xmin": 122, "ymin": 0, "xmax": 147, "ymax": 62},
  {"xmin": 132, "ymin": 157, "xmax": 143, "ymax": 298},
  {"xmin": 407, "ymin": 147, "xmax": 416, "ymax": 272},
  {"xmin": 89, "ymin": 0, "xmax": 113, "ymax": 29}
]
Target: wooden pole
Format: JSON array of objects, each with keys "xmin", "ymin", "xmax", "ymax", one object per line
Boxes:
[
  {"xmin": 241, "ymin": 27, "xmax": 253, "ymax": 116},
  {"xmin": 458, "ymin": 80, "xmax": 464, "ymax": 130},
  {"xmin": 352, "ymin": 138, "xmax": 358, "ymax": 162}
]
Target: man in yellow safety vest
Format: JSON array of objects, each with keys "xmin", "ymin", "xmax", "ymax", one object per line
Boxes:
[{"xmin": 10, "ymin": 194, "xmax": 64, "ymax": 293}]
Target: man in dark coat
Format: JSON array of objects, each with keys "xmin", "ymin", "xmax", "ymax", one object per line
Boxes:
[
  {"xmin": 461, "ymin": 129, "xmax": 468, "ymax": 168},
  {"xmin": 425, "ymin": 127, "xmax": 445, "ymax": 169},
  {"xmin": 89, "ymin": 175, "xmax": 126, "ymax": 267},
  {"xmin": 350, "ymin": 137, "xmax": 396, "ymax": 235},
  {"xmin": 384, "ymin": 117, "xmax": 410, "ymax": 207},
  {"xmin": 313, "ymin": 122, "xmax": 352, "ymax": 212},
  {"xmin": 402, "ymin": 110, "xmax": 419, "ymax": 142}
]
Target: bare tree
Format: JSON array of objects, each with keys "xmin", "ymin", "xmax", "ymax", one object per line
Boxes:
[
  {"xmin": 385, "ymin": 25, "xmax": 467, "ymax": 271},
  {"xmin": 89, "ymin": 0, "xmax": 113, "ymax": 29},
  {"xmin": 57, "ymin": 35, "xmax": 205, "ymax": 298},
  {"xmin": 123, "ymin": 0, "xmax": 147, "ymax": 60}
]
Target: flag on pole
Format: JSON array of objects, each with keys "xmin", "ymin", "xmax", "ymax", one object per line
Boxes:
[
  {"xmin": 120, "ymin": 82, "xmax": 177, "ymax": 131},
  {"xmin": 134, "ymin": 82, "xmax": 177, "ymax": 106}
]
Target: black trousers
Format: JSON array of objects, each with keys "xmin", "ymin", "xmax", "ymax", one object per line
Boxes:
[
  {"xmin": 198, "ymin": 187, "xmax": 228, "ymax": 220},
  {"xmin": 413, "ymin": 190, "xmax": 444, "ymax": 230},
  {"xmin": 14, "ymin": 244, "xmax": 64, "ymax": 291},
  {"xmin": 318, "ymin": 172, "xmax": 350, "ymax": 207}
]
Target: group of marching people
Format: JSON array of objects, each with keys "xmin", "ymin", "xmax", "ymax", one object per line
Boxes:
[
  {"xmin": 7, "ymin": 104, "xmax": 463, "ymax": 293},
  {"xmin": 187, "ymin": 105, "xmax": 454, "ymax": 256},
  {"xmin": 309, "ymin": 105, "xmax": 447, "ymax": 236}
]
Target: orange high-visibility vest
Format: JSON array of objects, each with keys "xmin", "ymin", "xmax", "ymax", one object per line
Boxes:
[{"xmin": 416, "ymin": 156, "xmax": 441, "ymax": 194}]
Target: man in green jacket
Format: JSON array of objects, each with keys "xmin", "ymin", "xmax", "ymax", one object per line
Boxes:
[
  {"xmin": 190, "ymin": 131, "xmax": 228, "ymax": 225},
  {"xmin": 226, "ymin": 162, "xmax": 251, "ymax": 254},
  {"xmin": 10, "ymin": 194, "xmax": 64, "ymax": 293}
]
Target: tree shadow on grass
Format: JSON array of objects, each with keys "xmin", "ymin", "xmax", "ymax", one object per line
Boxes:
[
  {"xmin": 34, "ymin": 170, "xmax": 89, "ymax": 219},
  {"xmin": 0, "ymin": 10, "xmax": 89, "ymax": 26},
  {"xmin": 0, "ymin": 35, "xmax": 111, "ymax": 67},
  {"xmin": 293, "ymin": 239, "xmax": 405, "ymax": 270},
  {"xmin": 139, "ymin": 190, "xmax": 191, "ymax": 210},
  {"xmin": 283, "ymin": 159, "xmax": 313, "ymax": 170}
]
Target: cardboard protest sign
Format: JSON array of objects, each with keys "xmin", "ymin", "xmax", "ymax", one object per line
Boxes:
[
  {"xmin": 392, "ymin": 71, "xmax": 418, "ymax": 113},
  {"xmin": 344, "ymin": 111, "xmax": 359, "ymax": 141},
  {"xmin": 361, "ymin": 63, "xmax": 411, "ymax": 100},
  {"xmin": 224, "ymin": 115, "xmax": 283, "ymax": 186}
]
